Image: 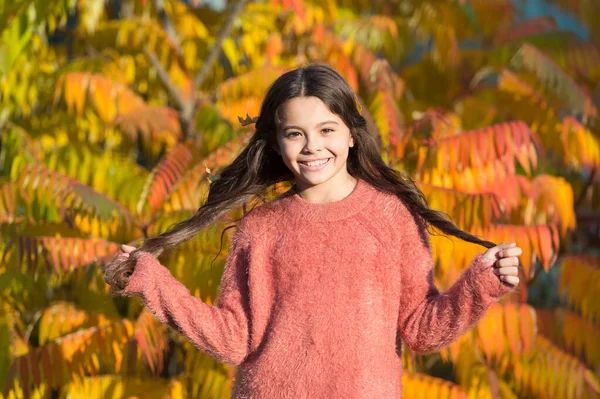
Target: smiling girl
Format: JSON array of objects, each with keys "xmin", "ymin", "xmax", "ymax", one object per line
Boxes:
[{"xmin": 104, "ymin": 63, "xmax": 522, "ymax": 398}]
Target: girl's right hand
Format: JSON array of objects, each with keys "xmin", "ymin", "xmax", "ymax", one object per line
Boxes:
[
  {"xmin": 121, "ymin": 244, "xmax": 137, "ymax": 256},
  {"xmin": 103, "ymin": 244, "xmax": 138, "ymax": 291}
]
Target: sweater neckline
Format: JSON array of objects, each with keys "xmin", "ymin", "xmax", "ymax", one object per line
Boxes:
[{"xmin": 284, "ymin": 178, "xmax": 377, "ymax": 222}]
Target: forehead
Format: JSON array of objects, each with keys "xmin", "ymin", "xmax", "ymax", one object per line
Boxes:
[{"xmin": 279, "ymin": 96, "xmax": 342, "ymax": 125}]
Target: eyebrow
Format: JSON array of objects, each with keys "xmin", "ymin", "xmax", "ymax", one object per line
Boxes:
[{"xmin": 282, "ymin": 120, "xmax": 339, "ymax": 130}]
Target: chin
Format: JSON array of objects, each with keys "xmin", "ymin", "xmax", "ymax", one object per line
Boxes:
[
  {"xmin": 297, "ymin": 174, "xmax": 332, "ymax": 187},
  {"xmin": 295, "ymin": 167, "xmax": 343, "ymax": 189}
]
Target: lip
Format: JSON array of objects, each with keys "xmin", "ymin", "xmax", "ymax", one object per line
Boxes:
[{"xmin": 298, "ymin": 157, "xmax": 332, "ymax": 171}]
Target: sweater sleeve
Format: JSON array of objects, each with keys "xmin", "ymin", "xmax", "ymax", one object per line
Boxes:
[
  {"xmin": 396, "ymin": 211, "xmax": 515, "ymax": 353},
  {"xmin": 122, "ymin": 226, "xmax": 252, "ymax": 365}
]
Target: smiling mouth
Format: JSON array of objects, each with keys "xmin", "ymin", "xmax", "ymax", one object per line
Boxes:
[{"xmin": 298, "ymin": 158, "xmax": 332, "ymax": 167}]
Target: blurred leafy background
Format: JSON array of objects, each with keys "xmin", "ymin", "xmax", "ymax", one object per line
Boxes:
[{"xmin": 1, "ymin": 0, "xmax": 600, "ymax": 398}]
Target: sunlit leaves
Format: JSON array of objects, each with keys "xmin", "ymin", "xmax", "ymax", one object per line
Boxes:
[
  {"xmin": 53, "ymin": 73, "xmax": 146, "ymax": 122},
  {"xmin": 4, "ymin": 319, "xmax": 136, "ymax": 397},
  {"xmin": 162, "ymin": 134, "xmax": 251, "ymax": 213},
  {"xmin": 60, "ymin": 375, "xmax": 179, "ymax": 399},
  {"xmin": 181, "ymin": 342, "xmax": 232, "ymax": 399},
  {"xmin": 112, "ymin": 106, "xmax": 182, "ymax": 146},
  {"xmin": 0, "ymin": 124, "xmax": 41, "ymax": 177},
  {"xmin": 403, "ymin": 372, "xmax": 467, "ymax": 399},
  {"xmin": 0, "ymin": 34, "xmax": 56, "ymax": 120},
  {"xmin": 561, "ymin": 310, "xmax": 600, "ymax": 371},
  {"xmin": 271, "ymin": 0, "xmax": 307, "ymax": 21},
  {"xmin": 418, "ymin": 183, "xmax": 504, "ymax": 231},
  {"xmin": 38, "ymin": 302, "xmax": 114, "ymax": 346},
  {"xmin": 281, "ymin": 0, "xmax": 322, "ymax": 36},
  {"xmin": 559, "ymin": 256, "xmax": 600, "ymax": 324},
  {"xmin": 0, "ymin": 185, "xmax": 18, "ymax": 220},
  {"xmin": 510, "ymin": 43, "xmax": 598, "ymax": 122},
  {"xmin": 213, "ymin": 66, "xmax": 287, "ymax": 127},
  {"xmin": 449, "ymin": 335, "xmax": 520, "ymax": 399},
  {"xmin": 137, "ymin": 143, "xmax": 195, "ymax": 220},
  {"xmin": 13, "ymin": 236, "xmax": 120, "ymax": 275},
  {"xmin": 474, "ymin": 303, "xmax": 537, "ymax": 362},
  {"xmin": 222, "ymin": 2, "xmax": 279, "ymax": 74},
  {"xmin": 512, "ymin": 336, "xmax": 600, "ymax": 399},
  {"xmin": 336, "ymin": 14, "xmax": 406, "ymax": 63},
  {"xmin": 560, "ymin": 117, "xmax": 600, "ymax": 170},
  {"xmin": 167, "ymin": 1, "xmax": 210, "ymax": 41},
  {"xmin": 40, "ymin": 143, "xmax": 149, "ymax": 213},
  {"xmin": 215, "ymin": 66, "xmax": 288, "ymax": 104},
  {"xmin": 431, "ymin": 224, "xmax": 559, "ymax": 281},
  {"xmin": 516, "ymin": 174, "xmax": 576, "ymax": 236},
  {"xmin": 12, "ymin": 163, "xmax": 137, "ymax": 242},
  {"xmin": 133, "ymin": 310, "xmax": 169, "ymax": 376},
  {"xmin": 349, "ymin": 43, "xmax": 405, "ymax": 160},
  {"xmin": 309, "ymin": 27, "xmax": 359, "ymax": 91},
  {"xmin": 417, "ymin": 121, "xmax": 540, "ymax": 192},
  {"xmin": 80, "ymin": 17, "xmax": 185, "ymax": 66},
  {"xmin": 421, "ymin": 121, "xmax": 539, "ymax": 176},
  {"xmin": 193, "ymin": 104, "xmax": 237, "ymax": 157}
]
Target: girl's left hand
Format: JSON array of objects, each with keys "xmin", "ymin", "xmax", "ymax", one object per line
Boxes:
[{"xmin": 481, "ymin": 242, "xmax": 522, "ymax": 287}]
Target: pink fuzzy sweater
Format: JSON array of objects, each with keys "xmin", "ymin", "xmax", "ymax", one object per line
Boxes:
[{"xmin": 123, "ymin": 178, "xmax": 513, "ymax": 398}]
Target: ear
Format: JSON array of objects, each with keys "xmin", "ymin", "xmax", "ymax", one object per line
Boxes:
[{"xmin": 349, "ymin": 136, "xmax": 355, "ymax": 148}]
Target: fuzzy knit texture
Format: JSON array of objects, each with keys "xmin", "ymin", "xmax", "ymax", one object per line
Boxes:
[{"xmin": 123, "ymin": 178, "xmax": 514, "ymax": 398}]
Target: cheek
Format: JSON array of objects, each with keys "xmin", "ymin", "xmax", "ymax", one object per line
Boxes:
[
  {"xmin": 278, "ymin": 142, "xmax": 299, "ymax": 164},
  {"xmin": 330, "ymin": 141, "xmax": 352, "ymax": 157}
]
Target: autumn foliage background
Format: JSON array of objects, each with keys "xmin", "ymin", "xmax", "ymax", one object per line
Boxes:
[{"xmin": 1, "ymin": 0, "xmax": 600, "ymax": 398}]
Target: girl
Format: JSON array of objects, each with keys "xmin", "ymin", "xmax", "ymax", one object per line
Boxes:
[{"xmin": 104, "ymin": 63, "xmax": 522, "ymax": 398}]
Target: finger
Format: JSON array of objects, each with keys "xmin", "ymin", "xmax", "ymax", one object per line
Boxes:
[
  {"xmin": 496, "ymin": 247, "xmax": 521, "ymax": 259},
  {"xmin": 494, "ymin": 242, "xmax": 515, "ymax": 254},
  {"xmin": 499, "ymin": 275, "xmax": 519, "ymax": 286},
  {"xmin": 495, "ymin": 257, "xmax": 519, "ymax": 268},
  {"xmin": 484, "ymin": 242, "xmax": 514, "ymax": 260},
  {"xmin": 121, "ymin": 244, "xmax": 136, "ymax": 253},
  {"xmin": 498, "ymin": 247, "xmax": 523, "ymax": 258},
  {"xmin": 494, "ymin": 266, "xmax": 519, "ymax": 276}
]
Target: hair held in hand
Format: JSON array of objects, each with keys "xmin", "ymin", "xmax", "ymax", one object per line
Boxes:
[{"xmin": 104, "ymin": 63, "xmax": 496, "ymax": 293}]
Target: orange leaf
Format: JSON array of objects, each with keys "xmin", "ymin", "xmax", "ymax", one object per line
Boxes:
[
  {"xmin": 476, "ymin": 302, "xmax": 505, "ymax": 362},
  {"xmin": 519, "ymin": 304, "xmax": 537, "ymax": 354},
  {"xmin": 503, "ymin": 303, "xmax": 522, "ymax": 357},
  {"xmin": 137, "ymin": 143, "xmax": 194, "ymax": 219}
]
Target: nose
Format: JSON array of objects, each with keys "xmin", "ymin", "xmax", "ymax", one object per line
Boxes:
[{"xmin": 302, "ymin": 133, "xmax": 323, "ymax": 153}]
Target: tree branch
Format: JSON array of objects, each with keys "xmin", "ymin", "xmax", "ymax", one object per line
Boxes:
[
  {"xmin": 144, "ymin": 0, "xmax": 249, "ymax": 140},
  {"xmin": 192, "ymin": 0, "xmax": 249, "ymax": 89},
  {"xmin": 153, "ymin": 0, "xmax": 182, "ymax": 56},
  {"xmin": 144, "ymin": 46, "xmax": 188, "ymax": 111}
]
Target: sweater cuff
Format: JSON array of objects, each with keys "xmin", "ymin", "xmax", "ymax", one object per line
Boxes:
[
  {"xmin": 466, "ymin": 253, "xmax": 516, "ymax": 299},
  {"xmin": 122, "ymin": 252, "xmax": 169, "ymax": 297}
]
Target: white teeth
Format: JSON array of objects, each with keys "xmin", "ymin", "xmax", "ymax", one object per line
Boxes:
[{"xmin": 304, "ymin": 159, "xmax": 329, "ymax": 166}]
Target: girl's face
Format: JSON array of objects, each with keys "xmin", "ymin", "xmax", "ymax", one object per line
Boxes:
[{"xmin": 275, "ymin": 96, "xmax": 355, "ymax": 192}]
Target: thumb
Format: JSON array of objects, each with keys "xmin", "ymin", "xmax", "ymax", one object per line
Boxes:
[{"xmin": 121, "ymin": 244, "xmax": 136, "ymax": 253}]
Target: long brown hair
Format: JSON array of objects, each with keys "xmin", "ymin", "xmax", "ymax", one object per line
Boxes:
[{"xmin": 104, "ymin": 63, "xmax": 495, "ymax": 293}]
